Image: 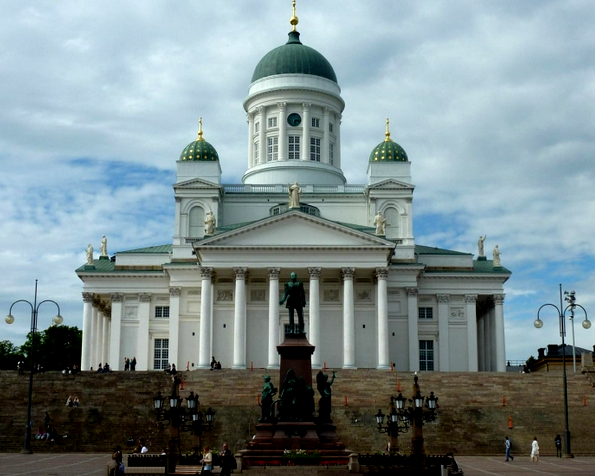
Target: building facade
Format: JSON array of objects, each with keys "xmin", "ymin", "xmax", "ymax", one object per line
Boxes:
[{"xmin": 77, "ymin": 7, "xmax": 510, "ymax": 373}]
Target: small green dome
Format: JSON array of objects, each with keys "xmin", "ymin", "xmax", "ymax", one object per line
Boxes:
[
  {"xmin": 179, "ymin": 120, "xmax": 219, "ymax": 162},
  {"xmin": 251, "ymin": 31, "xmax": 337, "ymax": 84},
  {"xmin": 369, "ymin": 140, "xmax": 408, "ymax": 163}
]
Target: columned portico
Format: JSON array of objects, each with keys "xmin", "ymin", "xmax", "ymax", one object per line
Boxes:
[
  {"xmin": 137, "ymin": 293, "xmax": 151, "ymax": 370},
  {"xmin": 437, "ymin": 294, "xmax": 450, "ymax": 371},
  {"xmin": 169, "ymin": 287, "xmax": 181, "ymax": 369},
  {"xmin": 198, "ymin": 267, "xmax": 213, "ymax": 369},
  {"xmin": 109, "ymin": 293, "xmax": 123, "ymax": 370},
  {"xmin": 406, "ymin": 288, "xmax": 419, "ymax": 372},
  {"xmin": 342, "ymin": 267, "xmax": 356, "ymax": 369},
  {"xmin": 465, "ymin": 295, "xmax": 478, "ymax": 371},
  {"xmin": 81, "ymin": 292, "xmax": 94, "ymax": 371},
  {"xmin": 308, "ymin": 267, "xmax": 321, "ymax": 368},
  {"xmin": 267, "ymin": 268, "xmax": 281, "ymax": 369},
  {"xmin": 494, "ymin": 294, "xmax": 506, "ymax": 372},
  {"xmin": 376, "ymin": 267, "xmax": 389, "ymax": 369},
  {"xmin": 233, "ymin": 267, "xmax": 248, "ymax": 369}
]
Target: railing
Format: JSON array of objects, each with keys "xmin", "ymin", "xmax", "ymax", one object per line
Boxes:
[
  {"xmin": 127, "ymin": 454, "xmax": 167, "ymax": 468},
  {"xmin": 223, "ymin": 184, "xmax": 366, "ymax": 194}
]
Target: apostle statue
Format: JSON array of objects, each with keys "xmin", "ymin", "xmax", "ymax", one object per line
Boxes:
[
  {"xmin": 493, "ymin": 245, "xmax": 502, "ymax": 267},
  {"xmin": 86, "ymin": 244, "xmax": 94, "ymax": 265},
  {"xmin": 288, "ymin": 182, "xmax": 301, "ymax": 209},
  {"xmin": 477, "ymin": 235, "xmax": 486, "ymax": 257},
  {"xmin": 373, "ymin": 211, "xmax": 386, "ymax": 236},
  {"xmin": 100, "ymin": 235, "xmax": 108, "ymax": 257},
  {"xmin": 204, "ymin": 211, "xmax": 216, "ymax": 235}
]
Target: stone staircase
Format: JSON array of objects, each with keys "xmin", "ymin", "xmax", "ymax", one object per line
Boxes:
[{"xmin": 2, "ymin": 368, "xmax": 595, "ymax": 456}]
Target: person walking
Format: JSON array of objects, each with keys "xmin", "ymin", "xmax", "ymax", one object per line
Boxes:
[
  {"xmin": 530, "ymin": 437, "xmax": 540, "ymax": 462},
  {"xmin": 554, "ymin": 434, "xmax": 562, "ymax": 457},
  {"xmin": 505, "ymin": 436, "xmax": 514, "ymax": 461},
  {"xmin": 220, "ymin": 442, "xmax": 235, "ymax": 476},
  {"xmin": 201, "ymin": 446, "xmax": 213, "ymax": 475}
]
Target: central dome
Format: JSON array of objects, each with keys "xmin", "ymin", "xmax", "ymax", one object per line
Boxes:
[{"xmin": 251, "ymin": 31, "xmax": 337, "ymax": 84}]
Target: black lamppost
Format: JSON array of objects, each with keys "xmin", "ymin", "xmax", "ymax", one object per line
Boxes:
[
  {"xmin": 5, "ymin": 280, "xmax": 63, "ymax": 454},
  {"xmin": 534, "ymin": 284, "xmax": 590, "ymax": 458},
  {"xmin": 376, "ymin": 375, "xmax": 438, "ymax": 456},
  {"xmin": 154, "ymin": 384, "xmax": 215, "ymax": 473}
]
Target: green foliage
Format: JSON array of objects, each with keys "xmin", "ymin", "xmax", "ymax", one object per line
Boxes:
[
  {"xmin": 20, "ymin": 325, "xmax": 82, "ymax": 371},
  {"xmin": 526, "ymin": 355, "xmax": 536, "ymax": 366},
  {"xmin": 0, "ymin": 340, "xmax": 24, "ymax": 370}
]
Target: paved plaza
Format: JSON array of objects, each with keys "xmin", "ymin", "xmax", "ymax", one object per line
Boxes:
[{"xmin": 1, "ymin": 454, "xmax": 595, "ymax": 476}]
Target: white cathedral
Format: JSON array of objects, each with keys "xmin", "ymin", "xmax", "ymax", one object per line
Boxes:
[{"xmin": 77, "ymin": 5, "xmax": 511, "ymax": 373}]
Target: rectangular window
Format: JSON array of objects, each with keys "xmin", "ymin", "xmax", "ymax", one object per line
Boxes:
[
  {"xmin": 311, "ymin": 117, "xmax": 320, "ymax": 128},
  {"xmin": 419, "ymin": 340, "xmax": 434, "ymax": 371},
  {"xmin": 254, "ymin": 141, "xmax": 259, "ymax": 162},
  {"xmin": 418, "ymin": 307, "xmax": 433, "ymax": 319},
  {"xmin": 267, "ymin": 136, "xmax": 278, "ymax": 161},
  {"xmin": 310, "ymin": 137, "xmax": 321, "ymax": 161},
  {"xmin": 329, "ymin": 122, "xmax": 334, "ymax": 133},
  {"xmin": 288, "ymin": 135, "xmax": 300, "ymax": 160},
  {"xmin": 268, "ymin": 117, "xmax": 277, "ymax": 128},
  {"xmin": 329, "ymin": 143, "xmax": 334, "ymax": 165},
  {"xmin": 154, "ymin": 338, "xmax": 169, "ymax": 370},
  {"xmin": 155, "ymin": 306, "xmax": 170, "ymax": 319},
  {"xmin": 255, "ymin": 122, "xmax": 260, "ymax": 133}
]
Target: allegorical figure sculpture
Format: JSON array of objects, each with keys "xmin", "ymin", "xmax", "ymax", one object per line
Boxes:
[
  {"xmin": 493, "ymin": 245, "xmax": 501, "ymax": 267},
  {"xmin": 277, "ymin": 369, "xmax": 314, "ymax": 422},
  {"xmin": 478, "ymin": 235, "xmax": 486, "ymax": 257},
  {"xmin": 373, "ymin": 211, "xmax": 386, "ymax": 236},
  {"xmin": 100, "ymin": 235, "xmax": 108, "ymax": 257},
  {"xmin": 279, "ymin": 272, "xmax": 306, "ymax": 334},
  {"xmin": 86, "ymin": 244, "xmax": 94, "ymax": 265},
  {"xmin": 316, "ymin": 370, "xmax": 336, "ymax": 423},
  {"xmin": 204, "ymin": 211, "xmax": 216, "ymax": 235},
  {"xmin": 259, "ymin": 375, "xmax": 277, "ymax": 423},
  {"xmin": 288, "ymin": 182, "xmax": 301, "ymax": 209}
]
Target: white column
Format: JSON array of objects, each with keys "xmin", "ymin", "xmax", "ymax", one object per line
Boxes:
[
  {"xmin": 101, "ymin": 312, "xmax": 110, "ymax": 365},
  {"xmin": 335, "ymin": 113, "xmax": 342, "ymax": 169},
  {"xmin": 267, "ymin": 268, "xmax": 281, "ymax": 369},
  {"xmin": 169, "ymin": 287, "xmax": 181, "ymax": 368},
  {"xmin": 342, "ymin": 268, "xmax": 356, "ymax": 369},
  {"xmin": 486, "ymin": 309, "xmax": 494, "ymax": 371},
  {"xmin": 91, "ymin": 301, "xmax": 100, "ymax": 368},
  {"xmin": 233, "ymin": 268, "xmax": 248, "ymax": 369},
  {"xmin": 278, "ymin": 102, "xmax": 287, "ymax": 161},
  {"xmin": 308, "ymin": 267, "xmax": 322, "ymax": 368},
  {"xmin": 258, "ymin": 106, "xmax": 266, "ymax": 164},
  {"xmin": 247, "ymin": 111, "xmax": 255, "ymax": 167},
  {"xmin": 465, "ymin": 295, "xmax": 478, "ymax": 371},
  {"xmin": 376, "ymin": 268, "xmax": 390, "ymax": 369},
  {"xmin": 173, "ymin": 197, "xmax": 182, "ymax": 245},
  {"xmin": 437, "ymin": 294, "xmax": 450, "ymax": 371},
  {"xmin": 301, "ymin": 103, "xmax": 311, "ymax": 161},
  {"xmin": 477, "ymin": 314, "xmax": 485, "ymax": 371},
  {"xmin": 322, "ymin": 107, "xmax": 330, "ymax": 164},
  {"xmin": 198, "ymin": 267, "xmax": 213, "ymax": 369},
  {"xmin": 81, "ymin": 293, "xmax": 94, "ymax": 371},
  {"xmin": 406, "ymin": 288, "xmax": 419, "ymax": 372},
  {"xmin": 494, "ymin": 294, "xmax": 506, "ymax": 372},
  {"xmin": 137, "ymin": 293, "xmax": 151, "ymax": 370},
  {"xmin": 109, "ymin": 293, "xmax": 123, "ymax": 370}
]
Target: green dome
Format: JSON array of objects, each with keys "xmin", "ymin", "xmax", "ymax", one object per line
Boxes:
[
  {"xmin": 369, "ymin": 139, "xmax": 408, "ymax": 163},
  {"xmin": 251, "ymin": 31, "xmax": 337, "ymax": 83},
  {"xmin": 179, "ymin": 138, "xmax": 219, "ymax": 162}
]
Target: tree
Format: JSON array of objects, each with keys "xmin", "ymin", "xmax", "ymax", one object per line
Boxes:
[
  {"xmin": 20, "ymin": 325, "xmax": 82, "ymax": 371},
  {"xmin": 0, "ymin": 340, "xmax": 24, "ymax": 370}
]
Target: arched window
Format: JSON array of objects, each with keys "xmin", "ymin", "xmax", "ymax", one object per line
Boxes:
[
  {"xmin": 189, "ymin": 206, "xmax": 205, "ymax": 238},
  {"xmin": 384, "ymin": 207, "xmax": 400, "ymax": 239}
]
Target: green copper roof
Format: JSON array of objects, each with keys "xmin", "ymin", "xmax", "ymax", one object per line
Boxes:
[
  {"xmin": 118, "ymin": 244, "xmax": 172, "ymax": 254},
  {"xmin": 369, "ymin": 139, "xmax": 408, "ymax": 163},
  {"xmin": 179, "ymin": 138, "xmax": 219, "ymax": 162},
  {"xmin": 251, "ymin": 31, "xmax": 337, "ymax": 83}
]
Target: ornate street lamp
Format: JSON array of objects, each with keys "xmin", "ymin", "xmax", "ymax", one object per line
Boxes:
[
  {"xmin": 534, "ymin": 284, "xmax": 590, "ymax": 458},
  {"xmin": 5, "ymin": 280, "xmax": 62, "ymax": 454}
]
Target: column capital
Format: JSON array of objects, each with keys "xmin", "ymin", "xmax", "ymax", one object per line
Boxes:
[
  {"xmin": 376, "ymin": 267, "xmax": 389, "ymax": 279},
  {"xmin": 138, "ymin": 293, "xmax": 151, "ymax": 303},
  {"xmin": 268, "ymin": 267, "xmax": 281, "ymax": 279},
  {"xmin": 323, "ymin": 106, "xmax": 331, "ymax": 116},
  {"xmin": 405, "ymin": 287, "xmax": 418, "ymax": 297},
  {"xmin": 341, "ymin": 267, "xmax": 355, "ymax": 280},
  {"xmin": 247, "ymin": 111, "xmax": 256, "ymax": 120},
  {"xmin": 234, "ymin": 267, "xmax": 248, "ymax": 279},
  {"xmin": 437, "ymin": 294, "xmax": 450, "ymax": 303},
  {"xmin": 465, "ymin": 294, "xmax": 478, "ymax": 303},
  {"xmin": 169, "ymin": 287, "xmax": 182, "ymax": 297},
  {"xmin": 302, "ymin": 102, "xmax": 311, "ymax": 111},
  {"xmin": 82, "ymin": 292, "xmax": 94, "ymax": 303},
  {"xmin": 493, "ymin": 294, "xmax": 505, "ymax": 305},
  {"xmin": 200, "ymin": 267, "xmax": 213, "ymax": 279},
  {"xmin": 257, "ymin": 106, "xmax": 267, "ymax": 115},
  {"xmin": 92, "ymin": 296, "xmax": 101, "ymax": 307},
  {"xmin": 308, "ymin": 267, "xmax": 322, "ymax": 279},
  {"xmin": 110, "ymin": 293, "xmax": 123, "ymax": 302},
  {"xmin": 277, "ymin": 101, "xmax": 287, "ymax": 112}
]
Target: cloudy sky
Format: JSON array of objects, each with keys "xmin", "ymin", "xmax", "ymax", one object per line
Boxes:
[{"xmin": 1, "ymin": 0, "xmax": 594, "ymax": 364}]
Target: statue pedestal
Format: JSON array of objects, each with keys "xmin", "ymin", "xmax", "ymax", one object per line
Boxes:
[{"xmin": 277, "ymin": 333, "xmax": 315, "ymax": 389}]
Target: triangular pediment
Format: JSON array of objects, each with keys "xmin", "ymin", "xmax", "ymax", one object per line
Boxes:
[
  {"xmin": 174, "ymin": 178, "xmax": 221, "ymax": 189},
  {"xmin": 367, "ymin": 178, "xmax": 413, "ymax": 190}
]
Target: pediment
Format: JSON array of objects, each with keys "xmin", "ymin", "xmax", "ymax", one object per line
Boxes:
[
  {"xmin": 196, "ymin": 211, "xmax": 394, "ymax": 248},
  {"xmin": 174, "ymin": 178, "xmax": 221, "ymax": 189},
  {"xmin": 367, "ymin": 178, "xmax": 413, "ymax": 190}
]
